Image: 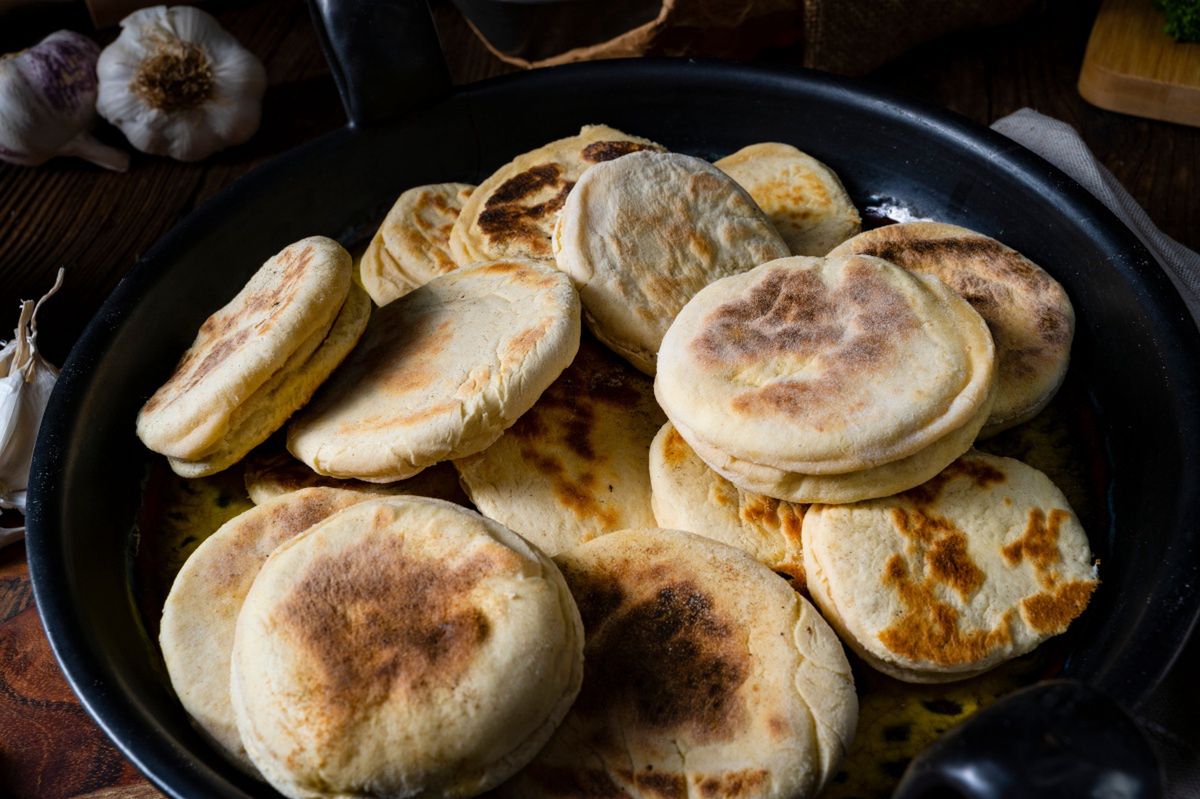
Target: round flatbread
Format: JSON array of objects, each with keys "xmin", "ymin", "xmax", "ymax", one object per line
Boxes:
[
  {"xmin": 360, "ymin": 182, "xmax": 474, "ymax": 306},
  {"xmin": 168, "ymin": 284, "xmax": 371, "ymax": 478},
  {"xmin": 828, "ymin": 222, "xmax": 1074, "ymax": 435},
  {"xmin": 501, "ymin": 528, "xmax": 857, "ymax": 799},
  {"xmin": 138, "ymin": 236, "xmax": 351, "ymax": 459},
  {"xmin": 648, "ymin": 422, "xmax": 807, "ymax": 587},
  {"xmin": 288, "ymin": 259, "xmax": 581, "ymax": 482},
  {"xmin": 231, "ymin": 497, "xmax": 584, "ymax": 799},
  {"xmin": 676, "ymin": 379, "xmax": 994, "ymax": 504},
  {"xmin": 715, "ymin": 142, "xmax": 861, "ymax": 256},
  {"xmin": 554, "ymin": 151, "xmax": 789, "ymax": 374},
  {"xmin": 655, "ymin": 254, "xmax": 995, "ymax": 474},
  {"xmin": 450, "ymin": 125, "xmax": 662, "ymax": 265},
  {"xmin": 802, "ymin": 451, "xmax": 1098, "ymax": 683},
  {"xmin": 159, "ymin": 487, "xmax": 378, "ymax": 773},
  {"xmin": 244, "ymin": 448, "xmax": 467, "ymax": 507},
  {"xmin": 455, "ymin": 337, "xmax": 664, "ymax": 556}
]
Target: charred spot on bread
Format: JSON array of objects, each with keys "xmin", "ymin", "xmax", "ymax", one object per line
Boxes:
[
  {"xmin": 574, "ymin": 575, "xmax": 749, "ymax": 742},
  {"xmin": 279, "ymin": 518, "xmax": 521, "ymax": 723},
  {"xmin": 581, "ymin": 140, "xmax": 657, "ymax": 163}
]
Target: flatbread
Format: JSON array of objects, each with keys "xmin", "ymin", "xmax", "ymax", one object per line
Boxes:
[
  {"xmin": 676, "ymin": 379, "xmax": 994, "ymax": 504},
  {"xmin": 288, "ymin": 259, "xmax": 581, "ymax": 482},
  {"xmin": 244, "ymin": 448, "xmax": 467, "ymax": 507},
  {"xmin": 500, "ymin": 528, "xmax": 857, "ymax": 799},
  {"xmin": 648, "ymin": 422, "xmax": 807, "ymax": 588},
  {"xmin": 231, "ymin": 497, "xmax": 584, "ymax": 799},
  {"xmin": 455, "ymin": 337, "xmax": 664, "ymax": 556},
  {"xmin": 554, "ymin": 151, "xmax": 789, "ymax": 374},
  {"xmin": 655, "ymin": 254, "xmax": 995, "ymax": 474},
  {"xmin": 829, "ymin": 222, "xmax": 1074, "ymax": 435},
  {"xmin": 360, "ymin": 182, "xmax": 474, "ymax": 305},
  {"xmin": 138, "ymin": 236, "xmax": 351, "ymax": 459},
  {"xmin": 168, "ymin": 284, "xmax": 371, "ymax": 478},
  {"xmin": 159, "ymin": 487, "xmax": 377, "ymax": 773},
  {"xmin": 802, "ymin": 451, "xmax": 1098, "ymax": 683},
  {"xmin": 450, "ymin": 125, "xmax": 662, "ymax": 265},
  {"xmin": 715, "ymin": 142, "xmax": 861, "ymax": 256}
]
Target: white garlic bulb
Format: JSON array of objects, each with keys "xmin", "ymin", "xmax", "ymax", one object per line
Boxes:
[
  {"xmin": 96, "ymin": 6, "xmax": 267, "ymax": 162},
  {"xmin": 0, "ymin": 31, "xmax": 129, "ymax": 171}
]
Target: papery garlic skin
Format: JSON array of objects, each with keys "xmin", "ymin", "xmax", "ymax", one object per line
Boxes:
[
  {"xmin": 0, "ymin": 270, "xmax": 63, "ymax": 548},
  {"xmin": 0, "ymin": 31, "xmax": 129, "ymax": 171},
  {"xmin": 97, "ymin": 6, "xmax": 267, "ymax": 162}
]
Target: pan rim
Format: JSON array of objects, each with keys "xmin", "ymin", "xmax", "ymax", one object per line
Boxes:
[{"xmin": 26, "ymin": 58, "xmax": 1200, "ymax": 799}]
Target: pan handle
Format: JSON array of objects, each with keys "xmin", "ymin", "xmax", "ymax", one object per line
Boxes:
[
  {"xmin": 307, "ymin": 0, "xmax": 452, "ymax": 127},
  {"xmin": 891, "ymin": 679, "xmax": 1162, "ymax": 799}
]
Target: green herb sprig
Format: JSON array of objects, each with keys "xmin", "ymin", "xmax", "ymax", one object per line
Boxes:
[{"xmin": 1156, "ymin": 0, "xmax": 1200, "ymax": 43}]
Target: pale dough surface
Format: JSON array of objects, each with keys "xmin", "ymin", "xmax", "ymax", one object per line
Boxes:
[
  {"xmin": 231, "ymin": 497, "xmax": 585, "ymax": 799},
  {"xmin": 500, "ymin": 528, "xmax": 857, "ymax": 799},
  {"xmin": 716, "ymin": 142, "xmax": 861, "ymax": 256},
  {"xmin": 802, "ymin": 452, "xmax": 1097, "ymax": 683},
  {"xmin": 554, "ymin": 151, "xmax": 788, "ymax": 374}
]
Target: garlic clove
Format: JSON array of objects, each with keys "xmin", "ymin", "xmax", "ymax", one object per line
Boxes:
[
  {"xmin": 169, "ymin": 5, "xmax": 231, "ymax": 47},
  {"xmin": 97, "ymin": 5, "xmax": 266, "ymax": 162},
  {"xmin": 0, "ymin": 269, "xmax": 64, "ymax": 549},
  {"xmin": 0, "ymin": 31, "xmax": 128, "ymax": 171},
  {"xmin": 91, "ymin": 76, "xmax": 144, "ymax": 124},
  {"xmin": 160, "ymin": 112, "xmax": 220, "ymax": 163},
  {"xmin": 212, "ymin": 46, "xmax": 269, "ymax": 96}
]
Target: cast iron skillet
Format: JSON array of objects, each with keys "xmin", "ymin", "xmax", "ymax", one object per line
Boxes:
[{"xmin": 26, "ymin": 0, "xmax": 1200, "ymax": 797}]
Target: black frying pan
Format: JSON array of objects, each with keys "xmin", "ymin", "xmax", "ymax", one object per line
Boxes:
[{"xmin": 26, "ymin": 1, "xmax": 1200, "ymax": 797}]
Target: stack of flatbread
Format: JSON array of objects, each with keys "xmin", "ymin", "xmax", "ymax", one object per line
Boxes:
[
  {"xmin": 828, "ymin": 222, "xmax": 1075, "ymax": 436},
  {"xmin": 655, "ymin": 253, "xmax": 998, "ymax": 505},
  {"xmin": 140, "ymin": 125, "xmax": 1098, "ymax": 799},
  {"xmin": 162, "ymin": 491, "xmax": 587, "ymax": 796},
  {"xmin": 136, "ymin": 236, "xmax": 370, "ymax": 478}
]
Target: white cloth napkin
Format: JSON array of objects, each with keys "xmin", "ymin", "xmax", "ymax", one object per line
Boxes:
[
  {"xmin": 992, "ymin": 108, "xmax": 1200, "ymax": 319},
  {"xmin": 991, "ymin": 107, "xmax": 1200, "ymax": 799}
]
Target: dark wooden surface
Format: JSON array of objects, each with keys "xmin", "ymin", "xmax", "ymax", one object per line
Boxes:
[{"xmin": 1, "ymin": 0, "xmax": 1196, "ymax": 796}]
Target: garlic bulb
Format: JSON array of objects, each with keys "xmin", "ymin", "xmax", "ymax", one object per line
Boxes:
[
  {"xmin": 97, "ymin": 6, "xmax": 267, "ymax": 162},
  {"xmin": 0, "ymin": 270, "xmax": 63, "ymax": 549},
  {"xmin": 0, "ymin": 31, "xmax": 129, "ymax": 171}
]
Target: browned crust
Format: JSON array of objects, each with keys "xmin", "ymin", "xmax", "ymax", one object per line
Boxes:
[
  {"xmin": 877, "ymin": 553, "xmax": 1015, "ymax": 666},
  {"xmin": 694, "ymin": 259, "xmax": 918, "ymax": 428},
  {"xmin": 279, "ymin": 518, "xmax": 523, "ymax": 728},
  {"xmin": 501, "ymin": 340, "xmax": 654, "ymax": 526},
  {"xmin": 144, "ymin": 244, "xmax": 315, "ymax": 415},
  {"xmin": 560, "ymin": 561, "xmax": 750, "ymax": 744}
]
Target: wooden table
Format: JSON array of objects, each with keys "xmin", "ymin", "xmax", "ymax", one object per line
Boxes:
[{"xmin": 1, "ymin": 0, "xmax": 1196, "ymax": 796}]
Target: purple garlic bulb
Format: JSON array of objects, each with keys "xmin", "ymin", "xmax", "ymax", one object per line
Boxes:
[{"xmin": 0, "ymin": 30, "xmax": 129, "ymax": 170}]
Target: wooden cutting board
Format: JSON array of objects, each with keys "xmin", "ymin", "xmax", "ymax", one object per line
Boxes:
[{"xmin": 1079, "ymin": 0, "xmax": 1200, "ymax": 127}]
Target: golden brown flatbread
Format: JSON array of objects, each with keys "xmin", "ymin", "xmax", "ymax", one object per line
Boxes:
[
  {"xmin": 455, "ymin": 337, "xmax": 664, "ymax": 555},
  {"xmin": 450, "ymin": 125, "xmax": 662, "ymax": 265},
  {"xmin": 803, "ymin": 452, "xmax": 1097, "ymax": 683},
  {"xmin": 655, "ymin": 254, "xmax": 995, "ymax": 475},
  {"xmin": 288, "ymin": 259, "xmax": 581, "ymax": 482},
  {"xmin": 829, "ymin": 222, "xmax": 1074, "ymax": 435},
  {"xmin": 138, "ymin": 236, "xmax": 351, "ymax": 460},
  {"xmin": 501, "ymin": 528, "xmax": 857, "ymax": 799},
  {"xmin": 361, "ymin": 182, "xmax": 474, "ymax": 305},
  {"xmin": 554, "ymin": 150, "xmax": 789, "ymax": 374},
  {"xmin": 244, "ymin": 448, "xmax": 468, "ymax": 507},
  {"xmin": 231, "ymin": 497, "xmax": 584, "ymax": 799},
  {"xmin": 715, "ymin": 142, "xmax": 861, "ymax": 256}
]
